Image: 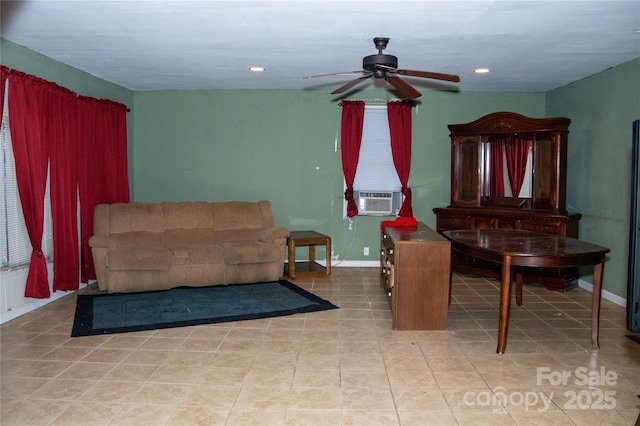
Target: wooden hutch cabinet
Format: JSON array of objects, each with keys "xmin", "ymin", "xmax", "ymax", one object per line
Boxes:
[{"xmin": 433, "ymin": 112, "xmax": 581, "ymax": 291}]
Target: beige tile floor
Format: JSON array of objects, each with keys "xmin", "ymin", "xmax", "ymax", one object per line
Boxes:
[{"xmin": 1, "ymin": 267, "xmax": 639, "ymax": 425}]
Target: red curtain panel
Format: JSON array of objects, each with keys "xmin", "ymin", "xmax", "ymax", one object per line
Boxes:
[
  {"xmin": 340, "ymin": 100, "xmax": 365, "ymax": 218},
  {"xmin": 77, "ymin": 96, "xmax": 130, "ymax": 282},
  {"xmin": 387, "ymin": 101, "xmax": 414, "ymax": 218},
  {"xmin": 490, "ymin": 140, "xmax": 505, "ymax": 197},
  {"xmin": 8, "ymin": 71, "xmax": 51, "ymax": 298},
  {"xmin": 505, "ymin": 136, "xmax": 530, "ymax": 197}
]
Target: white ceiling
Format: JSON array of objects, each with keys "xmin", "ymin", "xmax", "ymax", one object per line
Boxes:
[{"xmin": 2, "ymin": 1, "xmax": 639, "ymax": 96}]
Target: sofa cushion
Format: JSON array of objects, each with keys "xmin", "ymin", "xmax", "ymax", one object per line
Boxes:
[
  {"xmin": 212, "ymin": 202, "xmax": 264, "ymax": 230},
  {"xmin": 161, "ymin": 202, "xmax": 213, "ymax": 229},
  {"xmin": 164, "ymin": 229, "xmax": 216, "ymax": 246},
  {"xmin": 170, "ymin": 245, "xmax": 224, "ymax": 264},
  {"xmin": 223, "ymin": 242, "xmax": 282, "ymax": 264},
  {"xmin": 107, "ymin": 248, "xmax": 172, "ymax": 271},
  {"xmin": 111, "ymin": 232, "xmax": 165, "ymax": 248},
  {"xmin": 109, "ymin": 203, "xmax": 164, "ymax": 233},
  {"xmin": 214, "ymin": 229, "xmax": 260, "ymax": 244}
]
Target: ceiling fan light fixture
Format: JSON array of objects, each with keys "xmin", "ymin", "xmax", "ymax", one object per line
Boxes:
[{"xmin": 474, "ymin": 68, "xmax": 491, "ymax": 74}]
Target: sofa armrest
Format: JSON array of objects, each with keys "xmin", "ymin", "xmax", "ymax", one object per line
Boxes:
[
  {"xmin": 88, "ymin": 235, "xmax": 116, "ymax": 249},
  {"xmin": 258, "ymin": 226, "xmax": 290, "ymax": 243}
]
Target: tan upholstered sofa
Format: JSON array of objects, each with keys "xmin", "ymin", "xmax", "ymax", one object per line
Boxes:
[{"xmin": 89, "ymin": 200, "xmax": 289, "ymax": 293}]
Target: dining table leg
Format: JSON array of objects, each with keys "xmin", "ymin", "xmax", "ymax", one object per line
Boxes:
[
  {"xmin": 497, "ymin": 255, "xmax": 513, "ymax": 354},
  {"xmin": 591, "ymin": 259, "xmax": 605, "ymax": 349},
  {"xmin": 515, "ymin": 270, "xmax": 523, "ymax": 306}
]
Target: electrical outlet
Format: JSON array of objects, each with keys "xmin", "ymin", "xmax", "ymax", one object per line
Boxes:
[{"xmin": 363, "ymin": 247, "xmax": 369, "ymax": 256}]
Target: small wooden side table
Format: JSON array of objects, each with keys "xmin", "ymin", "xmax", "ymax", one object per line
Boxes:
[{"xmin": 285, "ymin": 231, "xmax": 331, "ymax": 279}]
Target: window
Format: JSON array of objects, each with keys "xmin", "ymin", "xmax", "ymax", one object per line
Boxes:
[
  {"xmin": 345, "ymin": 105, "xmax": 402, "ymax": 216},
  {"xmin": 0, "ymin": 90, "xmax": 53, "ymax": 269}
]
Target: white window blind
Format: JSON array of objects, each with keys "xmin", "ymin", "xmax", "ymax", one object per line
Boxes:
[
  {"xmin": 353, "ymin": 105, "xmax": 402, "ymax": 192},
  {"xmin": 0, "ymin": 90, "xmax": 53, "ymax": 269}
]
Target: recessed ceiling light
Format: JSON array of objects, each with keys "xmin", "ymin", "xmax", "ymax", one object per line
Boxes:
[
  {"xmin": 474, "ymin": 68, "xmax": 491, "ymax": 74},
  {"xmin": 249, "ymin": 66, "xmax": 265, "ymax": 72}
]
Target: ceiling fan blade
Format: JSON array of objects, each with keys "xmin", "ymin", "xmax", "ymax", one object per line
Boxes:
[
  {"xmin": 331, "ymin": 75, "xmax": 373, "ymax": 94},
  {"xmin": 303, "ymin": 71, "xmax": 367, "ymax": 79},
  {"xmin": 397, "ymin": 69, "xmax": 461, "ymax": 83},
  {"xmin": 385, "ymin": 76, "xmax": 422, "ymax": 99}
]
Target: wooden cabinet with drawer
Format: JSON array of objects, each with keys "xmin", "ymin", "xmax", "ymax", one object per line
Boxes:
[{"xmin": 380, "ymin": 222, "xmax": 450, "ymax": 330}]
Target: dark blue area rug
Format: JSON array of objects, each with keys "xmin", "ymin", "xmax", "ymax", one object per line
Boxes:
[{"xmin": 71, "ymin": 280, "xmax": 338, "ymax": 337}]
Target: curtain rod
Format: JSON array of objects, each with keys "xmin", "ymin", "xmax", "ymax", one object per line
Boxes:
[
  {"xmin": 2, "ymin": 65, "xmax": 131, "ymax": 112},
  {"xmin": 338, "ymin": 99, "xmax": 417, "ymax": 106}
]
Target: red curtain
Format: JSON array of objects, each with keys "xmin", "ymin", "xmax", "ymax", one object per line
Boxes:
[
  {"xmin": 4, "ymin": 67, "xmax": 129, "ymax": 297},
  {"xmin": 490, "ymin": 140, "xmax": 505, "ymax": 197},
  {"xmin": 8, "ymin": 71, "xmax": 51, "ymax": 298},
  {"xmin": 387, "ymin": 101, "xmax": 414, "ymax": 218},
  {"xmin": 77, "ymin": 96, "xmax": 130, "ymax": 282},
  {"xmin": 340, "ymin": 100, "xmax": 365, "ymax": 217},
  {"xmin": 504, "ymin": 136, "xmax": 530, "ymax": 197}
]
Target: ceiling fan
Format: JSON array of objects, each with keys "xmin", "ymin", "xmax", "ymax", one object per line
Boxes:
[{"xmin": 304, "ymin": 37, "xmax": 460, "ymax": 99}]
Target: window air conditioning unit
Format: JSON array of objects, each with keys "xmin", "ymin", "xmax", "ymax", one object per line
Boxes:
[{"xmin": 358, "ymin": 191, "xmax": 393, "ymax": 215}]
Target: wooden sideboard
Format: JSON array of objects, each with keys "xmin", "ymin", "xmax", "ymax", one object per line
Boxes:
[
  {"xmin": 433, "ymin": 112, "xmax": 581, "ymax": 291},
  {"xmin": 380, "ymin": 223, "xmax": 450, "ymax": 330}
]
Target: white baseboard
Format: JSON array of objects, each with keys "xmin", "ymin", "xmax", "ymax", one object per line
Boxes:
[
  {"xmin": 0, "ymin": 289, "xmax": 77, "ymax": 324},
  {"xmin": 578, "ymin": 279, "xmax": 627, "ymax": 308},
  {"xmin": 286, "ymin": 259, "xmax": 379, "ymax": 268},
  {"xmin": 327, "ymin": 260, "xmax": 380, "ymax": 268},
  {"xmin": 0, "ymin": 267, "xmax": 90, "ymax": 325}
]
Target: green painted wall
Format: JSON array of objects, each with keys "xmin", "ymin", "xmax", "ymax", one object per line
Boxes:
[
  {"xmin": 546, "ymin": 58, "xmax": 640, "ymax": 298},
  {"xmin": 133, "ymin": 89, "xmax": 545, "ymax": 265}
]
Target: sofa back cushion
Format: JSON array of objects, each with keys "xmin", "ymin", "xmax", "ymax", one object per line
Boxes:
[
  {"xmin": 211, "ymin": 201, "xmax": 268, "ymax": 231},
  {"xmin": 161, "ymin": 202, "xmax": 214, "ymax": 229},
  {"xmin": 108, "ymin": 203, "xmax": 165, "ymax": 234}
]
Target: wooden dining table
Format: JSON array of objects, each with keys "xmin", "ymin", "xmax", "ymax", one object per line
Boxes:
[{"xmin": 442, "ymin": 229, "xmax": 610, "ymax": 354}]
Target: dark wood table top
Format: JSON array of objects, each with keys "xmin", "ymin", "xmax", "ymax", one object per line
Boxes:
[{"xmin": 443, "ymin": 229, "xmax": 610, "ymax": 267}]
